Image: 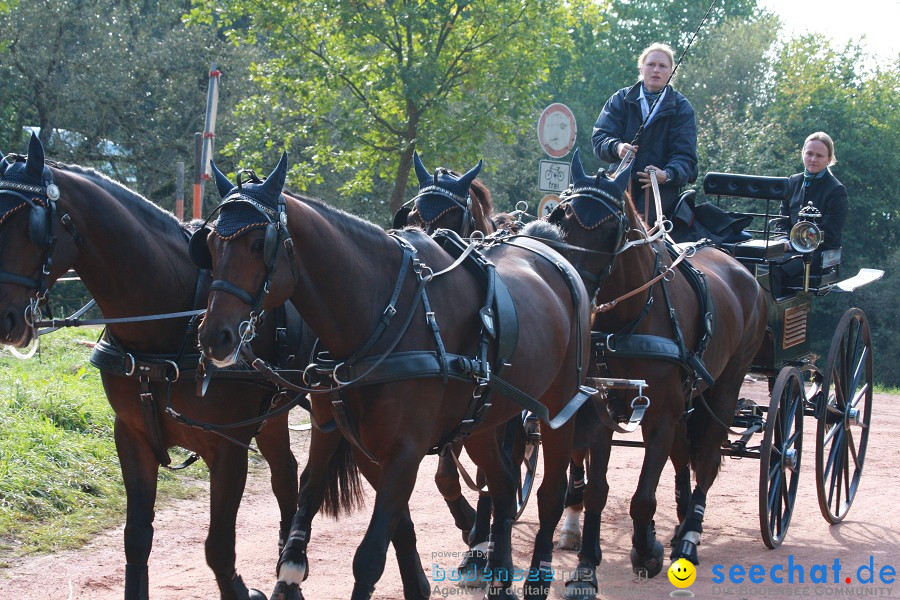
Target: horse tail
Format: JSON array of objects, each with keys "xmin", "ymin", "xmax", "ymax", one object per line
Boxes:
[{"xmin": 321, "ymin": 436, "xmax": 365, "ymax": 517}]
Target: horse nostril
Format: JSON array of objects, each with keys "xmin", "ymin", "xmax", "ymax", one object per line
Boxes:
[
  {"xmin": 218, "ymin": 326, "xmax": 236, "ymax": 351},
  {"xmin": 2, "ymin": 309, "xmax": 16, "ymax": 335}
]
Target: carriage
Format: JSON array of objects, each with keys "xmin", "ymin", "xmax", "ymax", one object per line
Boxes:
[{"xmin": 696, "ymin": 171, "xmax": 883, "ymax": 548}]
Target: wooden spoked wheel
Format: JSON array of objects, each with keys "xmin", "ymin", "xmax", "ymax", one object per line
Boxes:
[
  {"xmin": 815, "ymin": 308, "xmax": 873, "ymax": 524},
  {"xmin": 759, "ymin": 366, "xmax": 804, "ymax": 548}
]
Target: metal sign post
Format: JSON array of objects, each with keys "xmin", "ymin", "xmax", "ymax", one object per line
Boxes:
[
  {"xmin": 194, "ymin": 63, "xmax": 221, "ymax": 219},
  {"xmin": 536, "ymin": 102, "xmax": 577, "ymax": 203}
]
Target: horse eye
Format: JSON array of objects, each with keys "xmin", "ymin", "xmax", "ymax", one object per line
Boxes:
[{"xmin": 251, "ymin": 238, "xmax": 265, "ymax": 253}]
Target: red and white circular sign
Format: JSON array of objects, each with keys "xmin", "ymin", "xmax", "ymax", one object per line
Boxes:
[
  {"xmin": 537, "ymin": 103, "xmax": 577, "ymax": 158},
  {"xmin": 537, "ymin": 194, "xmax": 561, "ymax": 218}
]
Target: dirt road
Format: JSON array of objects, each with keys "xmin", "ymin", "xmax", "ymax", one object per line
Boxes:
[{"xmin": 1, "ymin": 379, "xmax": 897, "ymax": 599}]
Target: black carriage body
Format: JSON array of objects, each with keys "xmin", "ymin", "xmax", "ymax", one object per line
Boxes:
[{"xmin": 700, "ymin": 172, "xmax": 836, "ymax": 373}]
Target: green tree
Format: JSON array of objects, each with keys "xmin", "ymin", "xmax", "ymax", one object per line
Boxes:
[
  {"xmin": 188, "ymin": 0, "xmax": 575, "ymax": 216},
  {"xmin": 0, "ymin": 0, "xmax": 261, "ymax": 210}
]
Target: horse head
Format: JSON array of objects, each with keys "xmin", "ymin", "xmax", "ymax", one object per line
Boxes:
[
  {"xmin": 547, "ymin": 148, "xmax": 632, "ymax": 298},
  {"xmin": 194, "ymin": 153, "xmax": 295, "ymax": 366},
  {"xmin": 398, "ymin": 152, "xmax": 489, "ymax": 236},
  {"xmin": 0, "ymin": 133, "xmax": 72, "ymax": 347}
]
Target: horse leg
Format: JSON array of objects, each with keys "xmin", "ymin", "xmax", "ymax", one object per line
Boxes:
[
  {"xmin": 629, "ymin": 418, "xmax": 675, "ymax": 579},
  {"xmin": 669, "ymin": 421, "xmax": 693, "ymax": 545},
  {"xmin": 434, "ymin": 442, "xmax": 476, "ymax": 544},
  {"xmin": 524, "ymin": 421, "xmax": 576, "ymax": 600},
  {"xmin": 557, "ymin": 454, "xmax": 587, "ymax": 551},
  {"xmin": 463, "ymin": 430, "xmax": 517, "ymax": 600},
  {"xmin": 116, "ymin": 419, "xmax": 160, "ymax": 600},
  {"xmin": 350, "ymin": 448, "xmax": 423, "ymax": 600},
  {"xmin": 673, "ymin": 382, "xmax": 741, "ymax": 565},
  {"xmin": 274, "ymin": 427, "xmax": 358, "ymax": 600},
  {"xmin": 564, "ymin": 428, "xmax": 612, "ymax": 600},
  {"xmin": 255, "ymin": 412, "xmax": 299, "ymax": 554},
  {"xmin": 206, "ymin": 442, "xmax": 266, "ymax": 600}
]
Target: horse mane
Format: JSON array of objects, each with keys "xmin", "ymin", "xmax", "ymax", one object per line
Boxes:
[
  {"xmin": 522, "ymin": 219, "xmax": 565, "ymax": 242},
  {"xmin": 54, "ymin": 163, "xmax": 188, "ymax": 239},
  {"xmin": 469, "ymin": 178, "xmax": 493, "ymax": 215},
  {"xmin": 622, "ymin": 190, "xmax": 650, "ymax": 235},
  {"xmin": 283, "ymin": 189, "xmax": 386, "ymax": 239}
]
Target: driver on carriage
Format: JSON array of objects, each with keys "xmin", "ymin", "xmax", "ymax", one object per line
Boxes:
[{"xmin": 770, "ymin": 132, "xmax": 849, "ymax": 293}]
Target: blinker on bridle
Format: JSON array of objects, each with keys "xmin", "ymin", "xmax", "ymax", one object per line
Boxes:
[
  {"xmin": 0, "ymin": 164, "xmax": 61, "ymax": 293},
  {"xmin": 190, "ymin": 165, "xmax": 293, "ymax": 362},
  {"xmin": 552, "ymin": 178, "xmax": 631, "ymax": 300}
]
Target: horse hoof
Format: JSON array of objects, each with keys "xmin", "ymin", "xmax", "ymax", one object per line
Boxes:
[
  {"xmin": 458, "ymin": 546, "xmax": 489, "ymax": 588},
  {"xmin": 249, "ymin": 589, "xmax": 269, "ymax": 600},
  {"xmin": 564, "ymin": 581, "xmax": 597, "ymax": 600},
  {"xmin": 630, "ymin": 540, "xmax": 664, "ymax": 579},
  {"xmin": 271, "ymin": 581, "xmax": 303, "ymax": 600},
  {"xmin": 670, "ymin": 538, "xmax": 700, "ymax": 566},
  {"xmin": 564, "ymin": 566, "xmax": 598, "ymax": 600},
  {"xmin": 484, "ymin": 584, "xmax": 517, "ymax": 599},
  {"xmin": 557, "ymin": 525, "xmax": 582, "ymax": 551},
  {"xmin": 523, "ymin": 581, "xmax": 551, "ymax": 600}
]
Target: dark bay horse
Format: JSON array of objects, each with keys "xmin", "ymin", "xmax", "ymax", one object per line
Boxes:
[
  {"xmin": 194, "ymin": 153, "xmax": 594, "ymax": 600},
  {"xmin": 0, "ymin": 134, "xmax": 329, "ymax": 600},
  {"xmin": 394, "ymin": 152, "xmax": 533, "ymax": 587},
  {"xmin": 547, "ymin": 151, "xmax": 767, "ymax": 598},
  {"xmin": 396, "ymin": 152, "xmax": 585, "ymax": 562},
  {"xmin": 397, "ymin": 151, "xmax": 499, "ymax": 237}
]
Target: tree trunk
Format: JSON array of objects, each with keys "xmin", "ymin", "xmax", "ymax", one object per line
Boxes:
[{"xmin": 389, "ymin": 106, "xmax": 421, "ymax": 215}]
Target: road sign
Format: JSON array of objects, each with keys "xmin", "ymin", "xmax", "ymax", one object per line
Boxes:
[
  {"xmin": 538, "ymin": 194, "xmax": 561, "ymax": 219},
  {"xmin": 537, "ymin": 103, "xmax": 577, "ymax": 158},
  {"xmin": 538, "ymin": 160, "xmax": 570, "ymax": 193}
]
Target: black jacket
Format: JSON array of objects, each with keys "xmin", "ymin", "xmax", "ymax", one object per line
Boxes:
[
  {"xmin": 773, "ymin": 170, "xmax": 848, "ymax": 251},
  {"xmin": 591, "ymin": 82, "xmax": 698, "ymax": 216}
]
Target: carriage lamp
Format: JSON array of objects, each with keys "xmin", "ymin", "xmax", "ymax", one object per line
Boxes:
[{"xmin": 789, "ymin": 202, "xmax": 824, "ymax": 254}]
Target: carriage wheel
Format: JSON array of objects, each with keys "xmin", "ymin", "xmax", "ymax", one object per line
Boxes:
[
  {"xmin": 514, "ymin": 412, "xmax": 540, "ymax": 521},
  {"xmin": 815, "ymin": 308, "xmax": 873, "ymax": 524},
  {"xmin": 759, "ymin": 367, "xmax": 804, "ymax": 549}
]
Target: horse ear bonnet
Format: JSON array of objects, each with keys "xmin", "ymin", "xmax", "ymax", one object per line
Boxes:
[
  {"xmin": 190, "ymin": 153, "xmax": 288, "ymax": 269},
  {"xmin": 0, "ymin": 134, "xmax": 50, "ymax": 244},
  {"xmin": 411, "ymin": 152, "xmax": 483, "ymax": 223},
  {"xmin": 562, "ymin": 148, "xmax": 631, "ymax": 229}
]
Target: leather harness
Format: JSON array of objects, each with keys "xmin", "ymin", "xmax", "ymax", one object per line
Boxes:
[{"xmin": 302, "ymin": 229, "xmax": 595, "ymax": 464}]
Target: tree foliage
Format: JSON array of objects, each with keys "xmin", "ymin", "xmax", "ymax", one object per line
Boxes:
[
  {"xmin": 187, "ymin": 0, "xmax": 574, "ymax": 215},
  {"xmin": 0, "ymin": 0, "xmax": 261, "ymax": 208}
]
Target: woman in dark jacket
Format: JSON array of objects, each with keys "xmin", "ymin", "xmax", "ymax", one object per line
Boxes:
[
  {"xmin": 774, "ymin": 131, "xmax": 849, "ymax": 251},
  {"xmin": 591, "ymin": 42, "xmax": 698, "ymax": 223},
  {"xmin": 771, "ymin": 131, "xmax": 849, "ymax": 293}
]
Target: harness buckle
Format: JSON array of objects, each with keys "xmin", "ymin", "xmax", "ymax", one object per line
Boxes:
[
  {"xmin": 164, "ymin": 360, "xmax": 180, "ymax": 383},
  {"xmin": 604, "ymin": 333, "xmax": 617, "ymax": 353},
  {"xmin": 124, "ymin": 352, "xmax": 136, "ymax": 377}
]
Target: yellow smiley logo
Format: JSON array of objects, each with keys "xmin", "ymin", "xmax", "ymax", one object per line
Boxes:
[{"xmin": 667, "ymin": 558, "xmax": 697, "ymax": 588}]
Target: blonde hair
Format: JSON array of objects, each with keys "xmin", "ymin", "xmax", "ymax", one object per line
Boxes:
[
  {"xmin": 638, "ymin": 43, "xmax": 676, "ymax": 74},
  {"xmin": 804, "ymin": 131, "xmax": 837, "ymax": 166}
]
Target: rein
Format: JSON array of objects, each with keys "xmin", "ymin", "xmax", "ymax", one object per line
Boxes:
[{"xmin": 596, "ymin": 240, "xmax": 699, "ymax": 313}]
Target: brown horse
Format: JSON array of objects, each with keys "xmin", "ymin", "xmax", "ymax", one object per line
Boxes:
[
  {"xmin": 546, "ymin": 150, "xmax": 767, "ymax": 598},
  {"xmin": 194, "ymin": 153, "xmax": 594, "ymax": 600},
  {"xmin": 398, "ymin": 151, "xmax": 498, "ymax": 238},
  {"xmin": 0, "ymin": 134, "xmax": 330, "ymax": 600},
  {"xmin": 394, "ymin": 151, "xmax": 535, "ymax": 587}
]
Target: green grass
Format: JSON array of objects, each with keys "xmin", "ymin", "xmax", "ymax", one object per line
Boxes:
[
  {"xmin": 0, "ymin": 327, "xmax": 206, "ymax": 562},
  {"xmin": 875, "ymin": 384, "xmax": 900, "ymax": 395}
]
